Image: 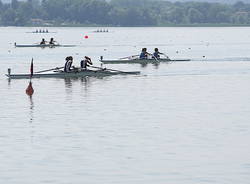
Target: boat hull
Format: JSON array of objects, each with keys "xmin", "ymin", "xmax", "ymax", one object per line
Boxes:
[
  {"xmin": 100, "ymin": 58, "xmax": 190, "ymax": 64},
  {"xmin": 6, "ymin": 69, "xmax": 140, "ymax": 79},
  {"xmin": 15, "ymin": 44, "xmax": 75, "ymax": 48}
]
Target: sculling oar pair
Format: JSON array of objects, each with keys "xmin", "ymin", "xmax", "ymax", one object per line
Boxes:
[
  {"xmin": 88, "ymin": 66, "xmax": 139, "ymax": 74},
  {"xmin": 33, "ymin": 65, "xmax": 137, "ymax": 75}
]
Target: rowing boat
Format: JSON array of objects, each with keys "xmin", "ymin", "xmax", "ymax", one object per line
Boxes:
[
  {"xmin": 26, "ymin": 31, "xmax": 57, "ymax": 34},
  {"xmin": 14, "ymin": 43, "xmax": 75, "ymax": 48},
  {"xmin": 6, "ymin": 68, "xmax": 140, "ymax": 79},
  {"xmin": 100, "ymin": 57, "xmax": 190, "ymax": 64}
]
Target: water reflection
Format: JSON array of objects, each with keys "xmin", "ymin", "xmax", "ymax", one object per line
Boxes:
[
  {"xmin": 27, "ymin": 95, "xmax": 36, "ymax": 144},
  {"xmin": 140, "ymin": 62, "xmax": 148, "ymax": 68},
  {"xmin": 8, "ymin": 78, "xmax": 11, "ymax": 86},
  {"xmin": 28, "ymin": 95, "xmax": 34, "ymax": 124},
  {"xmin": 138, "ymin": 62, "xmax": 166, "ymax": 68},
  {"xmin": 153, "ymin": 62, "xmax": 160, "ymax": 69},
  {"xmin": 64, "ymin": 77, "xmax": 93, "ymax": 96},
  {"xmin": 63, "ymin": 76, "xmax": 110, "ymax": 96},
  {"xmin": 64, "ymin": 78, "xmax": 73, "ymax": 94},
  {"xmin": 80, "ymin": 77, "xmax": 91, "ymax": 93}
]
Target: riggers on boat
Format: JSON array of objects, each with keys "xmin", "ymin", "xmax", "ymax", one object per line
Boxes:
[
  {"xmin": 14, "ymin": 43, "xmax": 76, "ymax": 48},
  {"xmin": 99, "ymin": 56, "xmax": 191, "ymax": 64},
  {"xmin": 6, "ymin": 68, "xmax": 140, "ymax": 79}
]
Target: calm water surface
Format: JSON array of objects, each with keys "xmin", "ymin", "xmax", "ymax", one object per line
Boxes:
[{"xmin": 0, "ymin": 27, "xmax": 250, "ymax": 184}]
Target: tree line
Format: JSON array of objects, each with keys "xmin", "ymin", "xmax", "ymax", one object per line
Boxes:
[{"xmin": 0, "ymin": 0, "xmax": 250, "ymax": 26}]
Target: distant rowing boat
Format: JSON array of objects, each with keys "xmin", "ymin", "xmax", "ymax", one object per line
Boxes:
[
  {"xmin": 6, "ymin": 68, "xmax": 140, "ymax": 79},
  {"xmin": 14, "ymin": 43, "xmax": 76, "ymax": 48},
  {"xmin": 26, "ymin": 31, "xmax": 57, "ymax": 34},
  {"xmin": 100, "ymin": 57, "xmax": 190, "ymax": 64},
  {"xmin": 93, "ymin": 29, "xmax": 109, "ymax": 33}
]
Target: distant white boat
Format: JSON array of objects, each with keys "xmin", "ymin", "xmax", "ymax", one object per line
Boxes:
[
  {"xmin": 14, "ymin": 43, "xmax": 75, "ymax": 48},
  {"xmin": 6, "ymin": 68, "xmax": 140, "ymax": 79}
]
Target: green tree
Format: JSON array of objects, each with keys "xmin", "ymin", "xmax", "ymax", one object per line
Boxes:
[
  {"xmin": 187, "ymin": 8, "xmax": 203, "ymax": 23},
  {"xmin": 166, "ymin": 7, "xmax": 187, "ymax": 24},
  {"xmin": 216, "ymin": 11, "xmax": 231, "ymax": 23},
  {"xmin": 11, "ymin": 0, "xmax": 19, "ymax": 9}
]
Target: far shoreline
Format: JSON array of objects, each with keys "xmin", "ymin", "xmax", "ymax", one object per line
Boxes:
[{"xmin": 1, "ymin": 23, "xmax": 250, "ymax": 28}]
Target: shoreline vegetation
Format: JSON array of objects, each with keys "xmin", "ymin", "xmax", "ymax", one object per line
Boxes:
[
  {"xmin": 4, "ymin": 24, "xmax": 250, "ymax": 27},
  {"xmin": 1, "ymin": 0, "xmax": 250, "ymax": 27}
]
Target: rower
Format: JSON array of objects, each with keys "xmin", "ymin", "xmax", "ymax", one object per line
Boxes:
[
  {"xmin": 80, "ymin": 56, "xmax": 93, "ymax": 70},
  {"xmin": 49, "ymin": 38, "xmax": 56, "ymax": 45},
  {"xmin": 153, "ymin": 48, "xmax": 163, "ymax": 59},
  {"xmin": 139, "ymin": 48, "xmax": 150, "ymax": 59},
  {"xmin": 40, "ymin": 38, "xmax": 46, "ymax": 45},
  {"xmin": 64, "ymin": 56, "xmax": 73, "ymax": 72}
]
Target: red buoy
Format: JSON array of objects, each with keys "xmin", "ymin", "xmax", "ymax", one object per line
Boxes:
[{"xmin": 26, "ymin": 81, "xmax": 34, "ymax": 96}]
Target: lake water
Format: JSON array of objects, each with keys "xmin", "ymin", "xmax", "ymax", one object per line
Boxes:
[{"xmin": 0, "ymin": 27, "xmax": 250, "ymax": 184}]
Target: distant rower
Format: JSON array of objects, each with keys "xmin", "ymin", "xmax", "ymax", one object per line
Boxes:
[
  {"xmin": 49, "ymin": 38, "xmax": 56, "ymax": 45},
  {"xmin": 139, "ymin": 48, "xmax": 150, "ymax": 59},
  {"xmin": 153, "ymin": 48, "xmax": 163, "ymax": 59},
  {"xmin": 81, "ymin": 56, "xmax": 93, "ymax": 69},
  {"xmin": 40, "ymin": 38, "xmax": 46, "ymax": 45},
  {"xmin": 64, "ymin": 56, "xmax": 73, "ymax": 72}
]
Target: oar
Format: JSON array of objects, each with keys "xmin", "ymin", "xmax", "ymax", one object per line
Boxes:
[
  {"xmin": 162, "ymin": 53, "xmax": 175, "ymax": 63},
  {"xmin": 89, "ymin": 65, "xmax": 138, "ymax": 74},
  {"xmin": 163, "ymin": 53, "xmax": 170, "ymax": 60},
  {"xmin": 119, "ymin": 55, "xmax": 139, "ymax": 60},
  {"xmin": 35, "ymin": 66, "xmax": 64, "ymax": 73}
]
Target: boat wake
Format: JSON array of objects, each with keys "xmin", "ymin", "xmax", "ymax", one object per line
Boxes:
[{"xmin": 191, "ymin": 57, "xmax": 250, "ymax": 62}]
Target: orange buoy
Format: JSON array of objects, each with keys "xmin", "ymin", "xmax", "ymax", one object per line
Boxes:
[{"xmin": 26, "ymin": 81, "xmax": 34, "ymax": 96}]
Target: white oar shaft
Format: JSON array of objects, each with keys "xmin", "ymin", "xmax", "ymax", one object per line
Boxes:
[
  {"xmin": 89, "ymin": 66, "xmax": 130, "ymax": 74},
  {"xmin": 119, "ymin": 55, "xmax": 139, "ymax": 60}
]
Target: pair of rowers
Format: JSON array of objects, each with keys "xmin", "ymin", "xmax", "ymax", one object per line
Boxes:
[
  {"xmin": 64, "ymin": 56, "xmax": 93, "ymax": 72},
  {"xmin": 40, "ymin": 38, "xmax": 56, "ymax": 45},
  {"xmin": 140, "ymin": 48, "xmax": 164, "ymax": 59}
]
